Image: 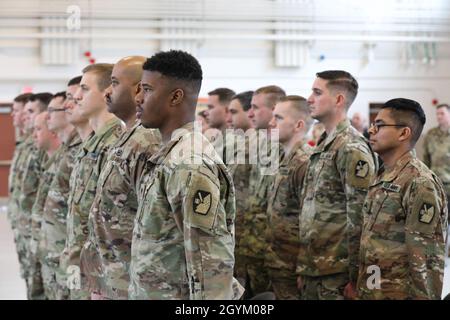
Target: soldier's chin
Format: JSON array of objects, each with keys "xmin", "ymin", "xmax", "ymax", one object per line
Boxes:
[{"xmin": 140, "ymin": 118, "xmax": 155, "ymax": 129}]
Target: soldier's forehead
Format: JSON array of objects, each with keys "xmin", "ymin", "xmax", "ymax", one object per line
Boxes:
[{"xmin": 375, "ymin": 109, "xmax": 394, "ymax": 121}]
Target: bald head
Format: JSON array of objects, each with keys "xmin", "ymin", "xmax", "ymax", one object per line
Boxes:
[
  {"xmin": 115, "ymin": 56, "xmax": 147, "ymax": 85},
  {"xmin": 105, "ymin": 56, "xmax": 146, "ymax": 122}
]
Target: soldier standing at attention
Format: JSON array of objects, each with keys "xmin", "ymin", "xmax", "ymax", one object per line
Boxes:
[
  {"xmin": 80, "ymin": 56, "xmax": 161, "ymax": 300},
  {"xmin": 423, "ymin": 103, "xmax": 450, "ymax": 214},
  {"xmin": 265, "ymin": 95, "xmax": 312, "ymax": 299},
  {"xmin": 296, "ymin": 70, "xmax": 377, "ymax": 300},
  {"xmin": 357, "ymin": 98, "xmax": 448, "ymax": 300},
  {"xmin": 28, "ymin": 110, "xmax": 62, "ymax": 299},
  {"xmin": 240, "ymin": 85, "xmax": 286, "ymax": 298},
  {"xmin": 60, "ymin": 63, "xmax": 124, "ymax": 300},
  {"xmin": 41, "ymin": 78, "xmax": 84, "ymax": 300},
  {"xmin": 8, "ymin": 93, "xmax": 33, "ymax": 274},
  {"xmin": 17, "ymin": 93, "xmax": 53, "ymax": 299},
  {"xmin": 129, "ymin": 50, "xmax": 243, "ymax": 300}
]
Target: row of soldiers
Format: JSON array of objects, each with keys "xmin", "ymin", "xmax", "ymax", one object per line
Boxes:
[{"xmin": 7, "ymin": 50, "xmax": 450, "ymax": 300}]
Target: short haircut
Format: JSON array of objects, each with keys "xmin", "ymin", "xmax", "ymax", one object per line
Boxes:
[
  {"xmin": 254, "ymin": 85, "xmax": 286, "ymax": 109},
  {"xmin": 232, "ymin": 91, "xmax": 253, "ymax": 111},
  {"xmin": 279, "ymin": 95, "xmax": 313, "ymax": 132},
  {"xmin": 53, "ymin": 91, "xmax": 67, "ymax": 100},
  {"xmin": 14, "ymin": 93, "xmax": 33, "ymax": 104},
  {"xmin": 143, "ymin": 50, "xmax": 203, "ymax": 94},
  {"xmin": 382, "ymin": 98, "xmax": 426, "ymax": 145},
  {"xmin": 29, "ymin": 92, "xmax": 53, "ymax": 112},
  {"xmin": 208, "ymin": 88, "xmax": 236, "ymax": 106},
  {"xmin": 67, "ymin": 76, "xmax": 82, "ymax": 86},
  {"xmin": 437, "ymin": 103, "xmax": 450, "ymax": 112},
  {"xmin": 316, "ymin": 70, "xmax": 359, "ymax": 109},
  {"xmin": 82, "ymin": 63, "xmax": 114, "ymax": 91}
]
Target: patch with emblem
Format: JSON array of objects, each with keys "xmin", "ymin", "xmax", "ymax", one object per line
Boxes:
[
  {"xmin": 193, "ymin": 190, "xmax": 212, "ymax": 215},
  {"xmin": 355, "ymin": 160, "xmax": 369, "ymax": 178},
  {"xmin": 418, "ymin": 203, "xmax": 435, "ymax": 224}
]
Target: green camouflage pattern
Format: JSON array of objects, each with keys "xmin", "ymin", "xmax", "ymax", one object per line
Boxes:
[
  {"xmin": 28, "ymin": 148, "xmax": 63, "ymax": 299},
  {"xmin": 17, "ymin": 136, "xmax": 48, "ymax": 292},
  {"xmin": 60, "ymin": 117, "xmax": 123, "ymax": 299},
  {"xmin": 265, "ymin": 140, "xmax": 311, "ymax": 299},
  {"xmin": 423, "ymin": 127, "xmax": 450, "ymax": 198},
  {"xmin": 297, "ymin": 119, "xmax": 377, "ymax": 285},
  {"xmin": 357, "ymin": 151, "xmax": 448, "ymax": 300},
  {"xmin": 40, "ymin": 130, "xmax": 82, "ymax": 300},
  {"xmin": 129, "ymin": 122, "xmax": 243, "ymax": 300},
  {"xmin": 80, "ymin": 123, "xmax": 161, "ymax": 299}
]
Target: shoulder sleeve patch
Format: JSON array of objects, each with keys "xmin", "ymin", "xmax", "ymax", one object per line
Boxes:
[
  {"xmin": 346, "ymin": 148, "xmax": 375, "ymax": 190},
  {"xmin": 406, "ymin": 180, "xmax": 442, "ymax": 237},
  {"xmin": 184, "ymin": 169, "xmax": 220, "ymax": 230}
]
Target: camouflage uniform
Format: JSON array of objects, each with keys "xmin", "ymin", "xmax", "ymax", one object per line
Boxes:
[
  {"xmin": 17, "ymin": 137, "xmax": 48, "ymax": 298},
  {"xmin": 238, "ymin": 132, "xmax": 280, "ymax": 298},
  {"xmin": 9, "ymin": 135, "xmax": 34, "ymax": 280},
  {"xmin": 423, "ymin": 127, "xmax": 450, "ymax": 212},
  {"xmin": 8, "ymin": 137, "xmax": 25, "ymax": 227},
  {"xmin": 60, "ymin": 117, "xmax": 123, "ymax": 300},
  {"xmin": 8, "ymin": 136, "xmax": 29, "ymax": 265},
  {"xmin": 28, "ymin": 148, "xmax": 63, "ymax": 299},
  {"xmin": 80, "ymin": 123, "xmax": 160, "ymax": 299},
  {"xmin": 357, "ymin": 151, "xmax": 448, "ymax": 300},
  {"xmin": 41, "ymin": 130, "xmax": 82, "ymax": 300},
  {"xmin": 265, "ymin": 141, "xmax": 311, "ymax": 300},
  {"xmin": 226, "ymin": 133, "xmax": 252, "ymax": 288},
  {"xmin": 129, "ymin": 122, "xmax": 243, "ymax": 300},
  {"xmin": 296, "ymin": 119, "xmax": 376, "ymax": 300}
]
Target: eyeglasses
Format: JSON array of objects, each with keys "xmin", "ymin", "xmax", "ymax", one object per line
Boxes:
[
  {"xmin": 370, "ymin": 122, "xmax": 407, "ymax": 133},
  {"xmin": 48, "ymin": 107, "xmax": 66, "ymax": 113}
]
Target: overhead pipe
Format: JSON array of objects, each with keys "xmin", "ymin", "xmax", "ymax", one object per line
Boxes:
[{"xmin": 0, "ymin": 32, "xmax": 449, "ymax": 42}]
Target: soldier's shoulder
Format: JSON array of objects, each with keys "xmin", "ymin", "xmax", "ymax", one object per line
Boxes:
[
  {"xmin": 120, "ymin": 127, "xmax": 161, "ymax": 159},
  {"xmin": 424, "ymin": 127, "xmax": 441, "ymax": 137},
  {"xmin": 407, "ymin": 158, "xmax": 443, "ymax": 186}
]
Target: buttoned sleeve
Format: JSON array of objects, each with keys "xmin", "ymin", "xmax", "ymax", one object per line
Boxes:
[
  {"xmin": 166, "ymin": 163, "xmax": 236, "ymax": 300},
  {"xmin": 338, "ymin": 143, "xmax": 376, "ymax": 282},
  {"xmin": 405, "ymin": 177, "xmax": 447, "ymax": 299}
]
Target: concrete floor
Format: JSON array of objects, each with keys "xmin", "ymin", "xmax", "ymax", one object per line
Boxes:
[
  {"xmin": 0, "ymin": 198, "xmax": 449, "ymax": 300},
  {"xmin": 0, "ymin": 200, "xmax": 26, "ymax": 300}
]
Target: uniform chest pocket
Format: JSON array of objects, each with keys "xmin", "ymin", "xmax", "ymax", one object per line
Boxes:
[
  {"xmin": 135, "ymin": 174, "xmax": 158, "ymax": 224},
  {"xmin": 313, "ymin": 152, "xmax": 337, "ymax": 187},
  {"xmin": 72, "ymin": 166, "xmax": 94, "ymax": 205},
  {"xmin": 369, "ymin": 192, "xmax": 406, "ymax": 242},
  {"xmin": 100, "ymin": 155, "xmax": 127, "ymax": 189},
  {"xmin": 269, "ymin": 170, "xmax": 289, "ymax": 210}
]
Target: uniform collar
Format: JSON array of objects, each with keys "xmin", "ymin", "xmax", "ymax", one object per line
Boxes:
[
  {"xmin": 315, "ymin": 119, "xmax": 351, "ymax": 152},
  {"xmin": 148, "ymin": 122, "xmax": 195, "ymax": 165},
  {"xmin": 84, "ymin": 117, "xmax": 123, "ymax": 153},
  {"xmin": 281, "ymin": 139, "xmax": 307, "ymax": 165},
  {"xmin": 378, "ymin": 150, "xmax": 415, "ymax": 183},
  {"xmin": 66, "ymin": 128, "xmax": 82, "ymax": 148}
]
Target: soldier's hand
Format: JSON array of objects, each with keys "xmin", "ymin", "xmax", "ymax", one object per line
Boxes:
[{"xmin": 343, "ymin": 282, "xmax": 357, "ymax": 300}]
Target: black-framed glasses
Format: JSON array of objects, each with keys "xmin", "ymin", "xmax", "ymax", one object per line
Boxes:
[
  {"xmin": 48, "ymin": 107, "xmax": 66, "ymax": 113},
  {"xmin": 370, "ymin": 122, "xmax": 407, "ymax": 133}
]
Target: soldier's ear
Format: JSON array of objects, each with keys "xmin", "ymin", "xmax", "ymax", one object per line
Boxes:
[
  {"xmin": 335, "ymin": 93, "xmax": 346, "ymax": 109},
  {"xmin": 170, "ymin": 88, "xmax": 184, "ymax": 106},
  {"xmin": 295, "ymin": 119, "xmax": 305, "ymax": 132},
  {"xmin": 398, "ymin": 126, "xmax": 412, "ymax": 142}
]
